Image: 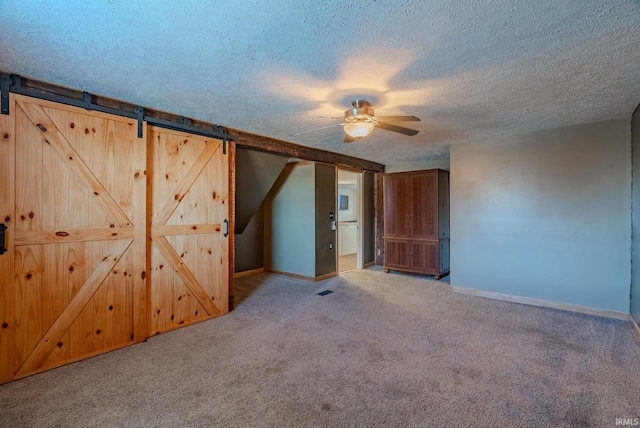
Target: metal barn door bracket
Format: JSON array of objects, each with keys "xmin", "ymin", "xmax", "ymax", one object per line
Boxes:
[
  {"xmin": 1, "ymin": 74, "xmax": 11, "ymax": 115},
  {"xmin": 135, "ymin": 106, "xmax": 144, "ymax": 138}
]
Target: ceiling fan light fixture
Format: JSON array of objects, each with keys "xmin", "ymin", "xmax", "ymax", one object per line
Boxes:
[
  {"xmin": 297, "ymin": 99, "xmax": 418, "ymax": 141},
  {"xmin": 344, "ymin": 122, "xmax": 375, "ymax": 138}
]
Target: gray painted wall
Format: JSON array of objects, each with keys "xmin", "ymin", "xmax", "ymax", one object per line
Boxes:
[
  {"xmin": 235, "ymin": 148, "xmax": 289, "ymax": 233},
  {"xmin": 234, "ymin": 205, "xmax": 264, "ymax": 272},
  {"xmin": 451, "ymin": 120, "xmax": 631, "ymax": 313},
  {"xmin": 264, "ymin": 163, "xmax": 316, "ymax": 277},
  {"xmin": 315, "ymin": 164, "xmax": 337, "ymax": 276},
  {"xmin": 632, "ymin": 106, "xmax": 640, "ymax": 323}
]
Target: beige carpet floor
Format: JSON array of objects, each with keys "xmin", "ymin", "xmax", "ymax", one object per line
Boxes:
[{"xmin": 1, "ymin": 267, "xmax": 639, "ymax": 427}]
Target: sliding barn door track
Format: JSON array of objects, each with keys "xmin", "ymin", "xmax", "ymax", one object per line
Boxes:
[
  {"xmin": 0, "ymin": 72, "xmax": 386, "ymax": 172},
  {"xmin": 0, "ymin": 73, "xmax": 231, "ymax": 149}
]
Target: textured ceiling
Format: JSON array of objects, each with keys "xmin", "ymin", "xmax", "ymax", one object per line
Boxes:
[{"xmin": 1, "ymin": 1, "xmax": 640, "ymax": 165}]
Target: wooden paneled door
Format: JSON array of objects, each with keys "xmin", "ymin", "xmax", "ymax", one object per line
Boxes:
[
  {"xmin": 410, "ymin": 171, "xmax": 438, "ymax": 240},
  {"xmin": 411, "ymin": 241, "xmax": 439, "ymax": 273},
  {"xmin": 0, "ymin": 96, "xmax": 232, "ymax": 384},
  {"xmin": 383, "ymin": 239, "xmax": 410, "ymax": 271},
  {"xmin": 1, "ymin": 95, "xmax": 147, "ymax": 382},
  {"xmin": 0, "ymin": 94, "xmax": 15, "ymax": 384},
  {"xmin": 148, "ymin": 126, "xmax": 229, "ymax": 335},
  {"xmin": 383, "ymin": 174, "xmax": 411, "ymax": 238}
]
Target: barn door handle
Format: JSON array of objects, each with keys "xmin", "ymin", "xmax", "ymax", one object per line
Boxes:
[
  {"xmin": 223, "ymin": 219, "xmax": 229, "ymax": 238},
  {"xmin": 0, "ymin": 224, "xmax": 7, "ymax": 255}
]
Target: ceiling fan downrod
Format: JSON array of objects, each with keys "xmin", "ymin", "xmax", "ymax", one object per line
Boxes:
[{"xmin": 345, "ymin": 99, "xmax": 375, "ymax": 123}]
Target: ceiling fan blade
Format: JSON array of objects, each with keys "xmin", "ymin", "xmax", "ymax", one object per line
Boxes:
[
  {"xmin": 343, "ymin": 134, "xmax": 356, "ymax": 143},
  {"xmin": 294, "ymin": 123, "xmax": 344, "ymax": 136},
  {"xmin": 374, "ymin": 115, "xmax": 421, "ymax": 122},
  {"xmin": 375, "ymin": 122, "xmax": 419, "ymax": 136},
  {"xmin": 318, "ymin": 115, "xmax": 345, "ymax": 120}
]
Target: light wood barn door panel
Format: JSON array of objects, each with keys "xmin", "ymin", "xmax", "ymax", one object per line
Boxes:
[
  {"xmin": 6, "ymin": 95, "xmax": 147, "ymax": 380},
  {"xmin": 0, "ymin": 95, "xmax": 16, "ymax": 384},
  {"xmin": 148, "ymin": 127, "xmax": 229, "ymax": 335}
]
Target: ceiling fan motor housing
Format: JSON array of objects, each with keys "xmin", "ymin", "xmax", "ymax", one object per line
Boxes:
[{"xmin": 345, "ymin": 100, "xmax": 376, "ymax": 123}]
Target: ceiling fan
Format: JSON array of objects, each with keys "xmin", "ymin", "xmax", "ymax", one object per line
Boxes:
[{"xmin": 295, "ymin": 100, "xmax": 421, "ymax": 143}]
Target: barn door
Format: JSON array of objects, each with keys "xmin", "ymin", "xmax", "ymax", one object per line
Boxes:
[
  {"xmin": 148, "ymin": 126, "xmax": 229, "ymax": 335},
  {"xmin": 0, "ymin": 94, "xmax": 16, "ymax": 384},
  {"xmin": 2, "ymin": 95, "xmax": 147, "ymax": 381}
]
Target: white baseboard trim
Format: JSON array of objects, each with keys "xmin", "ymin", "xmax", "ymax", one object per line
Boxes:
[{"xmin": 451, "ymin": 286, "xmax": 631, "ymax": 321}]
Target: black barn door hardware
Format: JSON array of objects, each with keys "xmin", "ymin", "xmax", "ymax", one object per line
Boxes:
[
  {"xmin": 0, "ymin": 73, "xmax": 234, "ymax": 144},
  {"xmin": 0, "ymin": 224, "xmax": 7, "ymax": 255}
]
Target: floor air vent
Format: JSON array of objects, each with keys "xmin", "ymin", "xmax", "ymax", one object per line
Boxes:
[{"xmin": 317, "ymin": 290, "xmax": 333, "ymax": 296}]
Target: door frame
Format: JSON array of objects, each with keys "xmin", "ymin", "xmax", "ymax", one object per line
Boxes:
[{"xmin": 337, "ymin": 168, "xmax": 363, "ymax": 273}]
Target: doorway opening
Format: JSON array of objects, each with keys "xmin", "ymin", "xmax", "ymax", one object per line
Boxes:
[{"xmin": 337, "ymin": 169, "xmax": 362, "ymax": 273}]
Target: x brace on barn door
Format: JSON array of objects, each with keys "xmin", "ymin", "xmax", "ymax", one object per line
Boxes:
[{"xmin": 0, "ymin": 73, "xmax": 230, "ymax": 153}]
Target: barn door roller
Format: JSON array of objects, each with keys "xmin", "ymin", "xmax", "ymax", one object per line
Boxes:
[{"xmin": 0, "ymin": 224, "xmax": 7, "ymax": 255}]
